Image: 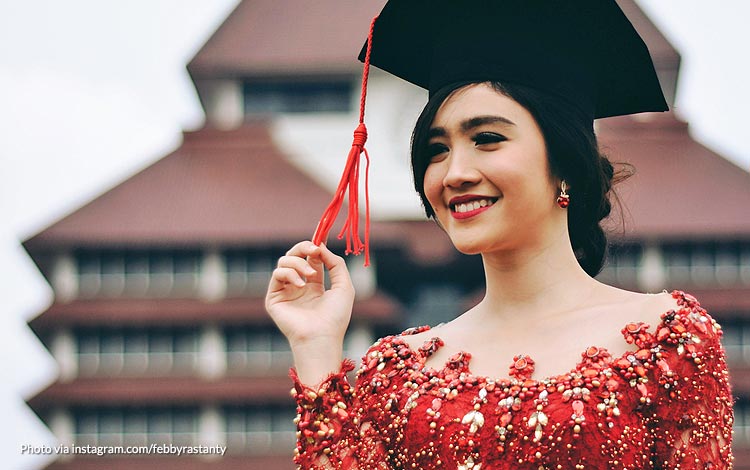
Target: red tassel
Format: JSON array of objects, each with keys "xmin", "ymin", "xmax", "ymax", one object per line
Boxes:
[
  {"xmin": 311, "ymin": 123, "xmax": 370, "ymax": 265},
  {"xmin": 311, "ymin": 16, "xmax": 377, "ymax": 267}
]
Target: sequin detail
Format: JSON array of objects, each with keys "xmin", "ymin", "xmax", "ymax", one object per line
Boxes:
[{"xmin": 290, "ymin": 291, "xmax": 734, "ymax": 469}]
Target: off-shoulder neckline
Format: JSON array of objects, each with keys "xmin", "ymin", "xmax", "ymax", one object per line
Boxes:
[{"xmin": 385, "ymin": 290, "xmax": 708, "ymax": 385}]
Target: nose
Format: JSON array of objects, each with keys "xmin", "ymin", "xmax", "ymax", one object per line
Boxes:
[{"xmin": 442, "ymin": 148, "xmax": 481, "ymax": 189}]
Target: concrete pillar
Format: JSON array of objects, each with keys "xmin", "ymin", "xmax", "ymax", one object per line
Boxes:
[
  {"xmin": 345, "ymin": 325, "xmax": 374, "ymax": 363},
  {"xmin": 199, "ymin": 249, "xmax": 226, "ymax": 301},
  {"xmin": 347, "ymin": 255, "xmax": 376, "ymax": 299},
  {"xmin": 205, "ymin": 80, "xmax": 243, "ymax": 130},
  {"xmin": 199, "ymin": 324, "xmax": 226, "ymax": 380},
  {"xmin": 199, "ymin": 404, "xmax": 225, "ymax": 458},
  {"xmin": 51, "ymin": 253, "xmax": 78, "ymax": 303},
  {"xmin": 50, "ymin": 329, "xmax": 77, "ymax": 383},
  {"xmin": 638, "ymin": 242, "xmax": 666, "ymax": 292},
  {"xmin": 49, "ymin": 408, "xmax": 74, "ymax": 460}
]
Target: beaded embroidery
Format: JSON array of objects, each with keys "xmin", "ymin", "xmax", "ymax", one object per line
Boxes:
[{"xmin": 290, "ymin": 291, "xmax": 734, "ymax": 469}]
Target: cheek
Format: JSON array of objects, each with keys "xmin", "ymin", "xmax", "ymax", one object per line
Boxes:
[{"xmin": 422, "ymin": 165, "xmax": 444, "ymax": 210}]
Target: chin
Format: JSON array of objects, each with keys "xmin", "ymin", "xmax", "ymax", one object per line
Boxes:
[
  {"xmin": 453, "ymin": 246, "xmax": 484, "ymax": 256},
  {"xmin": 446, "ymin": 233, "xmax": 496, "ymax": 256}
]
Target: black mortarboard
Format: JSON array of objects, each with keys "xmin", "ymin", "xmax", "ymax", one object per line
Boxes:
[{"xmin": 359, "ymin": 0, "xmax": 668, "ymax": 121}]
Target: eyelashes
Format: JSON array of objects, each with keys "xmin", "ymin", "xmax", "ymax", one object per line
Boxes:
[
  {"xmin": 426, "ymin": 143, "xmax": 449, "ymax": 160},
  {"xmin": 426, "ymin": 132, "xmax": 507, "ymax": 162},
  {"xmin": 472, "ymin": 132, "xmax": 507, "ymax": 145}
]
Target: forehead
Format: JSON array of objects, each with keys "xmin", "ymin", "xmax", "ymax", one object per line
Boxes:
[{"xmin": 431, "ymin": 83, "xmax": 531, "ymax": 129}]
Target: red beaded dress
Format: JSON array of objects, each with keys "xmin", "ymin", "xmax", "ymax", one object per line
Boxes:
[{"xmin": 290, "ymin": 291, "xmax": 734, "ymax": 469}]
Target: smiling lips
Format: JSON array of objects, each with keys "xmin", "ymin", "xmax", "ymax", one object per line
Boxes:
[{"xmin": 449, "ymin": 195, "xmax": 499, "ymax": 220}]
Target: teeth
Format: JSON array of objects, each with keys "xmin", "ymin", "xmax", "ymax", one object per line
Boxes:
[{"xmin": 453, "ymin": 198, "xmax": 496, "ymax": 213}]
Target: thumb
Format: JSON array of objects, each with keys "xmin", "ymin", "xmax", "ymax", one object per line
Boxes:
[
  {"xmin": 305, "ymin": 248, "xmax": 325, "ymax": 285},
  {"xmin": 318, "ymin": 244, "xmax": 354, "ymax": 291}
]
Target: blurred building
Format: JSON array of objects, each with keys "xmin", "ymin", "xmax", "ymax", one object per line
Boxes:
[{"xmin": 24, "ymin": 0, "xmax": 750, "ymax": 468}]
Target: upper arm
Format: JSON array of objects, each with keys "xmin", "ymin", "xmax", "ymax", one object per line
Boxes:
[{"xmin": 649, "ymin": 293, "xmax": 734, "ymax": 468}]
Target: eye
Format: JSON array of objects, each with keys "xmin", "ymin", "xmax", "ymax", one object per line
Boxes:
[
  {"xmin": 426, "ymin": 142, "xmax": 449, "ymax": 162},
  {"xmin": 473, "ymin": 132, "xmax": 506, "ymax": 147}
]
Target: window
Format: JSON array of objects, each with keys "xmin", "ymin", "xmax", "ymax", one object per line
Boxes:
[
  {"xmin": 123, "ymin": 411, "xmax": 148, "ymax": 446},
  {"xmin": 150, "ymin": 252, "xmax": 177, "ymax": 295},
  {"xmin": 734, "ymin": 399, "xmax": 750, "ymax": 446},
  {"xmin": 75, "ymin": 407, "xmax": 198, "ymax": 447},
  {"xmin": 224, "ymin": 250, "xmax": 272, "ymax": 297},
  {"xmin": 224, "ymin": 405, "xmax": 295, "ymax": 454},
  {"xmin": 741, "ymin": 245, "xmax": 750, "ymax": 284},
  {"xmin": 124, "ymin": 253, "xmax": 149, "ymax": 296},
  {"xmin": 410, "ymin": 285, "xmax": 465, "ymax": 328},
  {"xmin": 76, "ymin": 249, "xmax": 201, "ymax": 298},
  {"xmin": 243, "ymin": 79, "xmax": 353, "ymax": 114},
  {"xmin": 172, "ymin": 253, "xmax": 200, "ymax": 295},
  {"xmin": 662, "ymin": 241, "xmax": 748, "ymax": 287},
  {"xmin": 77, "ymin": 327, "xmax": 199, "ymax": 376},
  {"xmin": 78, "ymin": 252, "xmax": 102, "ymax": 297},
  {"xmin": 597, "ymin": 244, "xmax": 642, "ymax": 287},
  {"xmin": 720, "ymin": 319, "xmax": 750, "ymax": 366},
  {"xmin": 225, "ymin": 327, "xmax": 292, "ymax": 375},
  {"xmin": 100, "ymin": 252, "xmax": 126, "ymax": 296}
]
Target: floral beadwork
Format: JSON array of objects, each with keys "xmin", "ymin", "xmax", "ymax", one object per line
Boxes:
[{"xmin": 290, "ymin": 291, "xmax": 734, "ymax": 469}]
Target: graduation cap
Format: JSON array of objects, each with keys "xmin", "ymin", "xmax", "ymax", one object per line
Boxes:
[
  {"xmin": 312, "ymin": 0, "xmax": 667, "ymax": 263},
  {"xmin": 360, "ymin": 0, "xmax": 667, "ymax": 120}
]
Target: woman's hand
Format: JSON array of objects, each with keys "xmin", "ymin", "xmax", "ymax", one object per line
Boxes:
[{"xmin": 265, "ymin": 241, "xmax": 355, "ymax": 385}]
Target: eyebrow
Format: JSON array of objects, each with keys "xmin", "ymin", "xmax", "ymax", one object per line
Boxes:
[{"xmin": 428, "ymin": 115, "xmax": 516, "ymax": 138}]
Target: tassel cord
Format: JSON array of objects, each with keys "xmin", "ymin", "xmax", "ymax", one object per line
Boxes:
[{"xmin": 311, "ymin": 15, "xmax": 377, "ymax": 267}]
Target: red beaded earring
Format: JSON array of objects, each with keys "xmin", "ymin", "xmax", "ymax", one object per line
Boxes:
[{"xmin": 557, "ymin": 181, "xmax": 570, "ymax": 208}]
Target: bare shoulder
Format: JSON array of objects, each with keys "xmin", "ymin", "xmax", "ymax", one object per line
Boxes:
[
  {"xmin": 632, "ymin": 289, "xmax": 679, "ymax": 313},
  {"xmin": 599, "ymin": 286, "xmax": 680, "ymax": 327}
]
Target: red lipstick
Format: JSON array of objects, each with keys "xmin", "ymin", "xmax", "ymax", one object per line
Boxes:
[{"xmin": 448, "ymin": 195, "xmax": 499, "ymax": 220}]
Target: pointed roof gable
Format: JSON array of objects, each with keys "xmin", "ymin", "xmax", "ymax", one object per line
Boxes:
[
  {"xmin": 599, "ymin": 113, "xmax": 750, "ymax": 238},
  {"xmin": 188, "ymin": 0, "xmax": 386, "ymax": 78},
  {"xmin": 187, "ymin": 1, "xmax": 679, "ymax": 88},
  {"xmin": 23, "ymin": 123, "xmax": 338, "ymax": 252}
]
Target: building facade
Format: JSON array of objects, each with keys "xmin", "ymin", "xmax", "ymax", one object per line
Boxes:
[
  {"xmin": 25, "ymin": 0, "xmax": 750, "ymax": 468},
  {"xmin": 25, "ymin": 123, "xmax": 403, "ymax": 470}
]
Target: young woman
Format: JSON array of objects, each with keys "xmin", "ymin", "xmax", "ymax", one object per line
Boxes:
[{"xmin": 265, "ymin": 1, "xmax": 734, "ymax": 468}]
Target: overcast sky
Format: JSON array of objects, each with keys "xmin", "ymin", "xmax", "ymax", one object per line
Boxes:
[{"xmin": 1, "ymin": 1, "xmax": 748, "ymax": 468}]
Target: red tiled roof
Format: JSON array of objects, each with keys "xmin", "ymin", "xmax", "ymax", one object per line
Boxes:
[
  {"xmin": 24, "ymin": 2, "xmax": 699, "ymax": 256},
  {"xmin": 186, "ymin": 0, "xmax": 678, "ymax": 84},
  {"xmin": 24, "ymin": 124, "xmax": 340, "ymax": 252},
  {"xmin": 678, "ymin": 288, "xmax": 750, "ymax": 315},
  {"xmin": 22, "ymin": 0, "xmax": 746, "ymax": 281},
  {"xmin": 188, "ymin": 0, "xmax": 386, "ymax": 78},
  {"xmin": 28, "ymin": 292, "xmax": 400, "ymax": 336},
  {"xmin": 27, "ymin": 376, "xmax": 292, "ymax": 412},
  {"xmin": 599, "ymin": 113, "xmax": 750, "ymax": 238}
]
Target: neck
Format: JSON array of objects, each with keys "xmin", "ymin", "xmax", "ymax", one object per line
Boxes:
[{"xmin": 477, "ymin": 231, "xmax": 598, "ymax": 319}]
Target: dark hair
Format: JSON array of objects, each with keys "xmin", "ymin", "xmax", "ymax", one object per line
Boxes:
[{"xmin": 410, "ymin": 81, "xmax": 623, "ymax": 277}]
